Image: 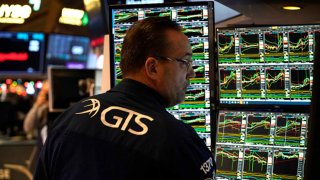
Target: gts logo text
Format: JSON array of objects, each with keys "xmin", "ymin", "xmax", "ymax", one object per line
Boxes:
[{"xmin": 76, "ymin": 99, "xmax": 154, "ymax": 136}]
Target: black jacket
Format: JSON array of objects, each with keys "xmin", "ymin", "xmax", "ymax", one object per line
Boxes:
[{"xmin": 34, "ymin": 79, "xmax": 215, "ymax": 180}]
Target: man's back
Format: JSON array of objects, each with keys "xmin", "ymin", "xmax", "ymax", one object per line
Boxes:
[{"xmin": 34, "ymin": 79, "xmax": 214, "ymax": 180}]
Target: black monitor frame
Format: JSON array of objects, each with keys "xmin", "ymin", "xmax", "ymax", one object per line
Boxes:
[
  {"xmin": 45, "ymin": 33, "xmax": 90, "ymax": 72},
  {"xmin": 108, "ymin": 1, "xmax": 215, "ymax": 149},
  {"xmin": 48, "ymin": 66, "xmax": 97, "ymax": 112},
  {"xmin": 214, "ymin": 24, "xmax": 319, "ymax": 180},
  {"xmin": 0, "ymin": 31, "xmax": 46, "ymax": 75},
  {"xmin": 215, "ymin": 24, "xmax": 320, "ymax": 110},
  {"xmin": 304, "ymin": 31, "xmax": 320, "ymax": 180},
  {"xmin": 214, "ymin": 108, "xmax": 310, "ymax": 179},
  {"xmin": 108, "ymin": 1, "xmax": 215, "ymax": 87}
]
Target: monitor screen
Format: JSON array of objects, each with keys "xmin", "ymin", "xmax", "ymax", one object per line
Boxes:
[
  {"xmin": 215, "ymin": 110, "xmax": 308, "ymax": 179},
  {"xmin": 86, "ymin": 37, "xmax": 105, "ymax": 70},
  {"xmin": 48, "ymin": 67, "xmax": 100, "ymax": 112},
  {"xmin": 217, "ymin": 25, "xmax": 320, "ymax": 106},
  {"xmin": 46, "ymin": 34, "xmax": 90, "ymax": 70},
  {"xmin": 126, "ymin": 0, "xmax": 164, "ymax": 4},
  {"xmin": 0, "ymin": 32, "xmax": 45, "ymax": 74},
  {"xmin": 109, "ymin": 2, "xmax": 214, "ymax": 147}
]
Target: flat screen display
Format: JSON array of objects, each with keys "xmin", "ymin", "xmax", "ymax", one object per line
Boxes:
[
  {"xmin": 215, "ymin": 110, "xmax": 308, "ymax": 179},
  {"xmin": 46, "ymin": 34, "xmax": 90, "ymax": 70},
  {"xmin": 48, "ymin": 67, "xmax": 100, "ymax": 112},
  {"xmin": 0, "ymin": 32, "xmax": 45, "ymax": 73},
  {"xmin": 109, "ymin": 2, "xmax": 214, "ymax": 147},
  {"xmin": 217, "ymin": 25, "xmax": 320, "ymax": 106}
]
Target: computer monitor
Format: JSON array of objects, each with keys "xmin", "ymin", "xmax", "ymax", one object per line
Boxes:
[
  {"xmin": 304, "ymin": 31, "xmax": 320, "ymax": 180},
  {"xmin": 215, "ymin": 109, "xmax": 308, "ymax": 179},
  {"xmin": 48, "ymin": 67, "xmax": 101, "ymax": 112},
  {"xmin": 0, "ymin": 32, "xmax": 45, "ymax": 74},
  {"xmin": 46, "ymin": 34, "xmax": 90, "ymax": 70},
  {"xmin": 108, "ymin": 2, "xmax": 214, "ymax": 147},
  {"xmin": 217, "ymin": 25, "xmax": 320, "ymax": 108},
  {"xmin": 86, "ymin": 37, "xmax": 105, "ymax": 70}
]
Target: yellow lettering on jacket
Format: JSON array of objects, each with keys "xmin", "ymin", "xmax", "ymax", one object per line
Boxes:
[{"xmin": 101, "ymin": 106, "xmax": 153, "ymax": 136}]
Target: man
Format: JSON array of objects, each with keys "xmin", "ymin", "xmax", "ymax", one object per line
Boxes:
[{"xmin": 34, "ymin": 17, "xmax": 216, "ymax": 180}]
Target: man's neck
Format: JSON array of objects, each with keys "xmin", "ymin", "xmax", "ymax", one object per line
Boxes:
[{"xmin": 123, "ymin": 73, "xmax": 157, "ymax": 92}]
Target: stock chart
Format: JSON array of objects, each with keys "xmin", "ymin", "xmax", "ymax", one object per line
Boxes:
[
  {"xmin": 241, "ymin": 67, "xmax": 262, "ymax": 99},
  {"xmin": 246, "ymin": 113, "xmax": 272, "ymax": 145},
  {"xmin": 264, "ymin": 32, "xmax": 284, "ymax": 63},
  {"xmin": 216, "ymin": 25, "xmax": 316, "ymax": 179},
  {"xmin": 218, "ymin": 33, "xmax": 236, "ymax": 63},
  {"xmin": 219, "ymin": 68, "xmax": 237, "ymax": 99},
  {"xmin": 242, "ymin": 148, "xmax": 268, "ymax": 179},
  {"xmin": 216, "ymin": 146, "xmax": 240, "ymax": 179},
  {"xmin": 216, "ymin": 110, "xmax": 308, "ymax": 179},
  {"xmin": 289, "ymin": 31, "xmax": 310, "ymax": 63},
  {"xmin": 217, "ymin": 25, "xmax": 317, "ymax": 106},
  {"xmin": 265, "ymin": 67, "xmax": 286, "ymax": 99},
  {"xmin": 110, "ymin": 3, "xmax": 213, "ymax": 147},
  {"xmin": 239, "ymin": 33, "xmax": 260, "ymax": 63}
]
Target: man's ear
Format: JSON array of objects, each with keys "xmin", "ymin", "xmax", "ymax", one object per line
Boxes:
[{"xmin": 144, "ymin": 57, "xmax": 159, "ymax": 80}]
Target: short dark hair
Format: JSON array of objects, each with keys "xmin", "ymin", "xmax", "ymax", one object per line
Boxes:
[{"xmin": 120, "ymin": 17, "xmax": 182, "ymax": 77}]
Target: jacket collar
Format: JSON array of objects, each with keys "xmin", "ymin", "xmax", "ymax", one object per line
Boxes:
[{"xmin": 110, "ymin": 78, "xmax": 168, "ymax": 108}]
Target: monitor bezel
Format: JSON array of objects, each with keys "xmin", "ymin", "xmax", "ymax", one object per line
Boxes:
[
  {"xmin": 108, "ymin": 1, "xmax": 215, "ymax": 87},
  {"xmin": 108, "ymin": 1, "xmax": 215, "ymax": 150},
  {"xmin": 0, "ymin": 31, "xmax": 46, "ymax": 75},
  {"xmin": 45, "ymin": 33, "xmax": 91, "ymax": 72},
  {"xmin": 215, "ymin": 24, "xmax": 319, "ymax": 110},
  {"xmin": 48, "ymin": 66, "xmax": 97, "ymax": 112},
  {"xmin": 214, "ymin": 107, "xmax": 310, "ymax": 179}
]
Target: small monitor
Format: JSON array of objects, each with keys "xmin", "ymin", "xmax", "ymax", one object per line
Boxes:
[
  {"xmin": 86, "ymin": 37, "xmax": 105, "ymax": 70},
  {"xmin": 48, "ymin": 67, "xmax": 100, "ymax": 112},
  {"xmin": 126, "ymin": 0, "xmax": 164, "ymax": 4},
  {"xmin": 0, "ymin": 32, "xmax": 45, "ymax": 74},
  {"xmin": 46, "ymin": 34, "xmax": 90, "ymax": 70}
]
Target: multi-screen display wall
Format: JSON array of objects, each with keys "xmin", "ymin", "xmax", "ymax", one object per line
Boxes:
[
  {"xmin": 215, "ymin": 24, "xmax": 319, "ymax": 179},
  {"xmin": 217, "ymin": 25, "xmax": 317, "ymax": 106},
  {"xmin": 109, "ymin": 2, "xmax": 214, "ymax": 147}
]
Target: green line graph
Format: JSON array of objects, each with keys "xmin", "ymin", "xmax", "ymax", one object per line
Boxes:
[
  {"xmin": 289, "ymin": 34, "xmax": 308, "ymax": 52},
  {"xmin": 244, "ymin": 150, "xmax": 267, "ymax": 174},
  {"xmin": 241, "ymin": 70, "xmax": 260, "ymax": 90},
  {"xmin": 247, "ymin": 119, "xmax": 270, "ymax": 133},
  {"xmin": 218, "ymin": 114, "xmax": 242, "ymax": 143},
  {"xmin": 185, "ymin": 90, "xmax": 205, "ymax": 101},
  {"xmin": 240, "ymin": 34, "xmax": 259, "ymax": 54},
  {"xmin": 216, "ymin": 149, "xmax": 239, "ymax": 171},
  {"xmin": 275, "ymin": 116, "xmax": 302, "ymax": 146},
  {"xmin": 145, "ymin": 11, "xmax": 170, "ymax": 18},
  {"xmin": 220, "ymin": 70, "xmax": 236, "ymax": 90},
  {"xmin": 273, "ymin": 150, "xmax": 299, "ymax": 179},
  {"xmin": 266, "ymin": 70, "xmax": 285, "ymax": 90},
  {"xmin": 265, "ymin": 33, "xmax": 283, "ymax": 53},
  {"xmin": 290, "ymin": 69, "xmax": 310, "ymax": 90},
  {"xmin": 114, "ymin": 12, "xmax": 138, "ymax": 23},
  {"xmin": 246, "ymin": 115, "xmax": 271, "ymax": 144},
  {"xmin": 191, "ymin": 42, "xmax": 203, "ymax": 53},
  {"xmin": 182, "ymin": 27, "xmax": 203, "ymax": 36},
  {"xmin": 218, "ymin": 34, "xmax": 235, "ymax": 55}
]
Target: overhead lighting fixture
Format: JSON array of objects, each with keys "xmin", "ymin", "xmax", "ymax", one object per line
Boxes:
[{"xmin": 282, "ymin": 6, "xmax": 301, "ymax": 10}]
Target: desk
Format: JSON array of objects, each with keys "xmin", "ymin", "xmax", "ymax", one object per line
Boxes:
[{"xmin": 0, "ymin": 138, "xmax": 36, "ymax": 180}]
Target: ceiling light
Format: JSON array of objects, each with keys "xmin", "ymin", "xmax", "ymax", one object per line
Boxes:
[{"xmin": 282, "ymin": 6, "xmax": 302, "ymax": 10}]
